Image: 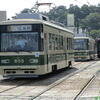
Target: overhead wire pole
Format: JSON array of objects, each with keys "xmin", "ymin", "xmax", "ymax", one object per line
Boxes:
[
  {"xmin": 72, "ymin": 0, "xmax": 80, "ymax": 34},
  {"xmin": 73, "ymin": 0, "xmax": 91, "ymax": 35},
  {"xmin": 72, "ymin": 0, "xmax": 90, "ymax": 34}
]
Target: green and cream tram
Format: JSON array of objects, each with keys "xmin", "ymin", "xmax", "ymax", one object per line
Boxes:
[
  {"xmin": 74, "ymin": 37, "xmax": 96, "ymax": 61},
  {"xmin": 0, "ymin": 16, "xmax": 74, "ymax": 78}
]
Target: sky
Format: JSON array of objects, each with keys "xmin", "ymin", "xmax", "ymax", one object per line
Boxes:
[{"xmin": 0, "ymin": 0, "xmax": 100, "ymax": 18}]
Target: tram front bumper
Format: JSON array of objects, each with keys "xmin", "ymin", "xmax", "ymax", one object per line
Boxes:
[
  {"xmin": 1, "ymin": 65, "xmax": 48, "ymax": 77},
  {"xmin": 74, "ymin": 56, "xmax": 90, "ymax": 61}
]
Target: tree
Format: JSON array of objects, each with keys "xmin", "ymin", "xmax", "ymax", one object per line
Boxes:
[
  {"xmin": 16, "ymin": 4, "xmax": 100, "ymax": 32},
  {"xmin": 81, "ymin": 13, "xmax": 100, "ymax": 30},
  {"xmin": 80, "ymin": 5, "xmax": 90, "ymax": 19},
  {"xmin": 44, "ymin": 6, "xmax": 68, "ymax": 25},
  {"xmin": 86, "ymin": 30, "xmax": 100, "ymax": 39},
  {"xmin": 20, "ymin": 8, "xmax": 32, "ymax": 13},
  {"xmin": 68, "ymin": 5, "xmax": 81, "ymax": 27}
]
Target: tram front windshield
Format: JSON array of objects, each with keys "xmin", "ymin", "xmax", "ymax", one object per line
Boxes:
[
  {"xmin": 74, "ymin": 39, "xmax": 88, "ymax": 50},
  {"xmin": 1, "ymin": 32, "xmax": 39, "ymax": 52},
  {"xmin": 0, "ymin": 24, "xmax": 43, "ymax": 52}
]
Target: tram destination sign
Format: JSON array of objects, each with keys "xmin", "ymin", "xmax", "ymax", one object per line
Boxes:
[{"xmin": 7, "ymin": 25, "xmax": 32, "ymax": 32}]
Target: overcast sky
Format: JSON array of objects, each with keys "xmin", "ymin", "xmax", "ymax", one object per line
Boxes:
[{"xmin": 0, "ymin": 0, "xmax": 100, "ymax": 18}]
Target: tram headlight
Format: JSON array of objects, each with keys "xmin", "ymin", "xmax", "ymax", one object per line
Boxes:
[{"xmin": 1, "ymin": 59, "xmax": 10, "ymax": 64}]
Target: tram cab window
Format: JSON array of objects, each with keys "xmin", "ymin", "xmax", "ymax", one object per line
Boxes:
[
  {"xmin": 74, "ymin": 39, "xmax": 88, "ymax": 50},
  {"xmin": 1, "ymin": 32, "xmax": 40, "ymax": 52}
]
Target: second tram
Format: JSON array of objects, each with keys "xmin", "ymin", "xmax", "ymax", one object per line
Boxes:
[
  {"xmin": 96, "ymin": 38, "xmax": 100, "ymax": 58},
  {"xmin": 74, "ymin": 37, "xmax": 96, "ymax": 61}
]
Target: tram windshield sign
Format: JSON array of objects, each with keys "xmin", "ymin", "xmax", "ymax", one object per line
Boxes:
[{"xmin": 7, "ymin": 25, "xmax": 32, "ymax": 32}]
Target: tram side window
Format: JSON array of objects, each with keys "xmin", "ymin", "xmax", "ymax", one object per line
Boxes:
[
  {"xmin": 49, "ymin": 33, "xmax": 55, "ymax": 50},
  {"xmin": 67, "ymin": 38, "xmax": 72, "ymax": 50},
  {"xmin": 71, "ymin": 39, "xmax": 74, "ymax": 50},
  {"xmin": 49, "ymin": 33, "xmax": 52, "ymax": 50},
  {"xmin": 61, "ymin": 36, "xmax": 63, "ymax": 49},
  {"xmin": 66, "ymin": 38, "xmax": 68, "ymax": 50},
  {"xmin": 69, "ymin": 38, "xmax": 72, "ymax": 50},
  {"xmin": 52, "ymin": 34, "xmax": 55, "ymax": 50},
  {"xmin": 70, "ymin": 38, "xmax": 73, "ymax": 50},
  {"xmin": 69, "ymin": 38, "xmax": 71, "ymax": 50},
  {"xmin": 55, "ymin": 35, "xmax": 57, "ymax": 50},
  {"xmin": 55, "ymin": 35, "xmax": 61, "ymax": 50},
  {"xmin": 58, "ymin": 35, "xmax": 61, "ymax": 50},
  {"xmin": 49, "ymin": 33, "xmax": 63, "ymax": 50},
  {"xmin": 90, "ymin": 41, "xmax": 94, "ymax": 51},
  {"xmin": 67, "ymin": 38, "xmax": 69, "ymax": 50},
  {"xmin": 69, "ymin": 38, "xmax": 70, "ymax": 50}
]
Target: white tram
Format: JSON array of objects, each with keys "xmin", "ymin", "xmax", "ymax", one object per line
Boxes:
[
  {"xmin": 74, "ymin": 37, "xmax": 96, "ymax": 61},
  {"xmin": 0, "ymin": 13, "xmax": 74, "ymax": 78}
]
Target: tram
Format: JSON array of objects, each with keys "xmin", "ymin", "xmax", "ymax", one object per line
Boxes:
[
  {"xmin": 96, "ymin": 38, "xmax": 100, "ymax": 58},
  {"xmin": 0, "ymin": 13, "xmax": 74, "ymax": 78},
  {"xmin": 74, "ymin": 37, "xmax": 96, "ymax": 61}
]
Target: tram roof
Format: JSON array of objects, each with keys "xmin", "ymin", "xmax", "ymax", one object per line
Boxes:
[
  {"xmin": 74, "ymin": 37, "xmax": 93, "ymax": 40},
  {"xmin": 0, "ymin": 19, "xmax": 73, "ymax": 34}
]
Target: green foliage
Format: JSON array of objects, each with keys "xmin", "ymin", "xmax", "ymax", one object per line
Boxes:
[
  {"xmin": 80, "ymin": 5, "xmax": 90, "ymax": 19},
  {"xmin": 21, "ymin": 8, "xmax": 32, "ymax": 13},
  {"xmin": 68, "ymin": 4, "xmax": 81, "ymax": 19},
  {"xmin": 44, "ymin": 4, "xmax": 100, "ymax": 39},
  {"xmin": 68, "ymin": 5, "xmax": 81, "ymax": 27},
  {"xmin": 81, "ymin": 13, "xmax": 100, "ymax": 30},
  {"xmin": 45, "ymin": 4, "xmax": 100, "ymax": 28},
  {"xmin": 46, "ymin": 6, "xmax": 68, "ymax": 25},
  {"xmin": 19, "ymin": 4, "xmax": 100, "ymax": 39},
  {"xmin": 86, "ymin": 30, "xmax": 100, "ymax": 39}
]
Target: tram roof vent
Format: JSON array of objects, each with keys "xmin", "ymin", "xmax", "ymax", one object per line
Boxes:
[
  {"xmin": 50, "ymin": 20, "xmax": 65, "ymax": 27},
  {"xmin": 14, "ymin": 13, "xmax": 49, "ymax": 21}
]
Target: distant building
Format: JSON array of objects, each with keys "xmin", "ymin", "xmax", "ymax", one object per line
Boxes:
[
  {"xmin": 67, "ymin": 14, "xmax": 74, "ymax": 27},
  {"xmin": 67, "ymin": 14, "xmax": 75, "ymax": 33},
  {"xmin": 67, "ymin": 14, "xmax": 88, "ymax": 37},
  {"xmin": 0, "ymin": 11, "xmax": 7, "ymax": 22}
]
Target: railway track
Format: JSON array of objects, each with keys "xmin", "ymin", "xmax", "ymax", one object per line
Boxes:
[
  {"xmin": 0, "ymin": 61, "xmax": 83, "ymax": 94},
  {"xmin": 32, "ymin": 61, "xmax": 100, "ymax": 100},
  {"xmin": 74, "ymin": 70, "xmax": 100, "ymax": 100},
  {"xmin": 29, "ymin": 61, "xmax": 98, "ymax": 100},
  {"xmin": 0, "ymin": 61, "xmax": 98, "ymax": 100},
  {"xmin": 0, "ymin": 61, "xmax": 83, "ymax": 100}
]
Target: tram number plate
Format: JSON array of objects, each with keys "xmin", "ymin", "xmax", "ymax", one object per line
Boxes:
[{"xmin": 14, "ymin": 59, "xmax": 24, "ymax": 63}]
